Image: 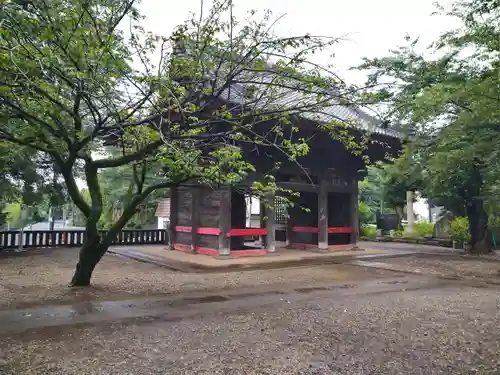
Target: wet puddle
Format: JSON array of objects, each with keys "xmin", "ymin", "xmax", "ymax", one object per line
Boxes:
[
  {"xmin": 380, "ymin": 280, "xmax": 409, "ymax": 285},
  {"xmin": 295, "ymin": 286, "xmax": 330, "ymax": 293},
  {"xmin": 170, "ymin": 295, "xmax": 229, "ymax": 306}
]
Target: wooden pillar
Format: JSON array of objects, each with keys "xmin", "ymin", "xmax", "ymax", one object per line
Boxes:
[
  {"xmin": 191, "ymin": 187, "xmax": 201, "ymax": 253},
  {"xmin": 168, "ymin": 186, "xmax": 178, "ymax": 250},
  {"xmin": 231, "ymin": 192, "xmax": 246, "ymax": 250},
  {"xmin": 265, "ymin": 192, "xmax": 276, "ymax": 252},
  {"xmin": 318, "ymin": 179, "xmax": 328, "ymax": 250},
  {"xmin": 350, "ymin": 180, "xmax": 359, "ymax": 246},
  {"xmin": 218, "ymin": 186, "xmax": 231, "ymax": 256}
]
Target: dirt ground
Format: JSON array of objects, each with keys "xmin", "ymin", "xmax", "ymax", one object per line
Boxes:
[
  {"xmin": 2, "ymin": 248, "xmax": 500, "ymax": 374},
  {"xmin": 368, "ymin": 253, "xmax": 500, "ymax": 282},
  {"xmin": 0, "ymin": 247, "xmax": 393, "ymax": 309},
  {"xmin": 1, "ymin": 279, "xmax": 499, "ymax": 375}
]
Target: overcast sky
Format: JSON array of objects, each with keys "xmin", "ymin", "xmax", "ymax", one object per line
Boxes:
[{"xmin": 138, "ymin": 0, "xmax": 460, "ymax": 84}]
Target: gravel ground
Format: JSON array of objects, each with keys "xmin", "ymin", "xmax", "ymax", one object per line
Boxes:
[
  {"xmin": 0, "ymin": 248, "xmax": 392, "ymax": 309},
  {"xmin": 370, "ymin": 254, "xmax": 500, "ymax": 281},
  {"xmin": 1, "ymin": 282, "xmax": 500, "ymax": 374}
]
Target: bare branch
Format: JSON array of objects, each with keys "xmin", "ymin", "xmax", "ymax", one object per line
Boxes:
[{"xmin": 93, "ymin": 139, "xmax": 164, "ymax": 169}]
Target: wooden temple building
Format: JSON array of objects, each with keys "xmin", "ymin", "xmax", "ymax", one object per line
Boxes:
[
  {"xmin": 167, "ymin": 106, "xmax": 401, "ymax": 257},
  {"xmin": 166, "ymin": 45, "xmax": 402, "ymax": 256}
]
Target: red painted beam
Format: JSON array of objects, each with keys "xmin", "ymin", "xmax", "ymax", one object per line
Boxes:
[
  {"xmin": 173, "ymin": 243, "xmax": 192, "ymax": 252},
  {"xmin": 197, "ymin": 227, "xmax": 221, "ymax": 236},
  {"xmin": 230, "ymin": 249, "xmax": 269, "ymax": 257},
  {"xmin": 327, "ymin": 227, "xmax": 353, "ymax": 234},
  {"xmin": 174, "ymin": 243, "xmax": 220, "ymax": 256},
  {"xmin": 292, "ymin": 226, "xmax": 320, "ymax": 233},
  {"xmin": 291, "ymin": 227, "xmax": 353, "ymax": 234},
  {"xmin": 227, "ymin": 228, "xmax": 268, "ymax": 237},
  {"xmin": 196, "ymin": 247, "xmax": 220, "ymax": 256},
  {"xmin": 175, "ymin": 226, "xmax": 192, "ymax": 233}
]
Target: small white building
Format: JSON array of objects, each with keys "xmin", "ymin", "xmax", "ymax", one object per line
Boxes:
[
  {"xmin": 413, "ymin": 197, "xmax": 443, "ymax": 223},
  {"xmin": 155, "ymin": 199, "xmax": 171, "ymax": 229},
  {"xmin": 245, "ymin": 196, "xmax": 261, "ymax": 227}
]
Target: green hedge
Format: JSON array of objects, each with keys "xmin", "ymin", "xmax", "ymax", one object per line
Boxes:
[
  {"xmin": 448, "ymin": 217, "xmax": 470, "ymax": 243},
  {"xmin": 360, "ymin": 225, "xmax": 377, "ymax": 239},
  {"xmin": 414, "ymin": 222, "xmax": 434, "ymax": 237}
]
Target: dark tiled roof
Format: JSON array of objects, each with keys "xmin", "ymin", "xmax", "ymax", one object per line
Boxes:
[
  {"xmin": 217, "ymin": 70, "xmax": 401, "ymax": 138},
  {"xmin": 174, "ymin": 48, "xmax": 401, "ymax": 138}
]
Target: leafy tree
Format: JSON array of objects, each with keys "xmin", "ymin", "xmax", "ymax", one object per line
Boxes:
[
  {"xmin": 383, "ymin": 143, "xmax": 423, "ymax": 224},
  {"xmin": 0, "ymin": 143, "xmax": 59, "ymax": 228},
  {"xmin": 358, "ymin": 200, "xmax": 375, "ymax": 225},
  {"xmin": 97, "ymin": 163, "xmax": 168, "ymax": 229},
  {"xmin": 1, "ymin": 0, "xmax": 360, "ymax": 284},
  {"xmin": 355, "ymin": 0, "xmax": 499, "ymax": 253},
  {"xmin": 359, "ymin": 146, "xmax": 422, "ymax": 227}
]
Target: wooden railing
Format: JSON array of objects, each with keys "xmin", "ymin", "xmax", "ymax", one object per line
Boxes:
[{"xmin": 0, "ymin": 229, "xmax": 167, "ymax": 250}]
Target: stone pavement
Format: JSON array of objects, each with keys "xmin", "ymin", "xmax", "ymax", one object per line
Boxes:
[
  {"xmin": 0, "ymin": 275, "xmax": 434, "ymax": 335},
  {"xmin": 108, "ymin": 244, "xmax": 408, "ymax": 272},
  {"xmin": 3, "ymin": 271, "xmax": 500, "ymax": 375},
  {"xmin": 360, "ymin": 240, "xmax": 462, "ymax": 254},
  {"xmin": 107, "ymin": 240, "xmax": 461, "ymax": 272}
]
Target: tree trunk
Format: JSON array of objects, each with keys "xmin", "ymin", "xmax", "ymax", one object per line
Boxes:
[
  {"xmin": 69, "ymin": 161, "xmax": 105, "ymax": 287},
  {"xmin": 69, "ymin": 195, "xmax": 146, "ymax": 286},
  {"xmin": 466, "ymin": 199, "xmax": 491, "ymax": 254},
  {"xmin": 68, "ymin": 159, "xmax": 173, "ymax": 286},
  {"xmin": 70, "ymin": 230, "xmax": 106, "ymax": 286},
  {"xmin": 70, "ymin": 226, "xmax": 126, "ymax": 286},
  {"xmin": 71, "ymin": 245, "xmax": 102, "ymax": 286},
  {"xmin": 464, "ymin": 163, "xmax": 491, "ymax": 254},
  {"xmin": 395, "ymin": 206, "xmax": 403, "ymax": 229}
]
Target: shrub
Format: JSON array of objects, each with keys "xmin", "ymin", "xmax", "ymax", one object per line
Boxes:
[
  {"xmin": 358, "ymin": 201, "xmax": 375, "ymax": 225},
  {"xmin": 360, "ymin": 225, "xmax": 377, "ymax": 239},
  {"xmin": 490, "ymin": 216, "xmax": 500, "ymax": 231},
  {"xmin": 449, "ymin": 217, "xmax": 470, "ymax": 243},
  {"xmin": 393, "ymin": 227, "xmax": 404, "ymax": 237},
  {"xmin": 414, "ymin": 222, "xmax": 434, "ymax": 237}
]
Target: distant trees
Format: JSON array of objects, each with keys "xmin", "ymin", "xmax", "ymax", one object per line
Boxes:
[
  {"xmin": 0, "ymin": 143, "xmax": 63, "ymax": 229},
  {"xmin": 356, "ymin": 0, "xmax": 500, "ymax": 252}
]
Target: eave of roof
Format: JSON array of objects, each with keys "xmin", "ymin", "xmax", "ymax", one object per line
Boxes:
[{"xmin": 218, "ymin": 81, "xmax": 402, "ymax": 139}]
